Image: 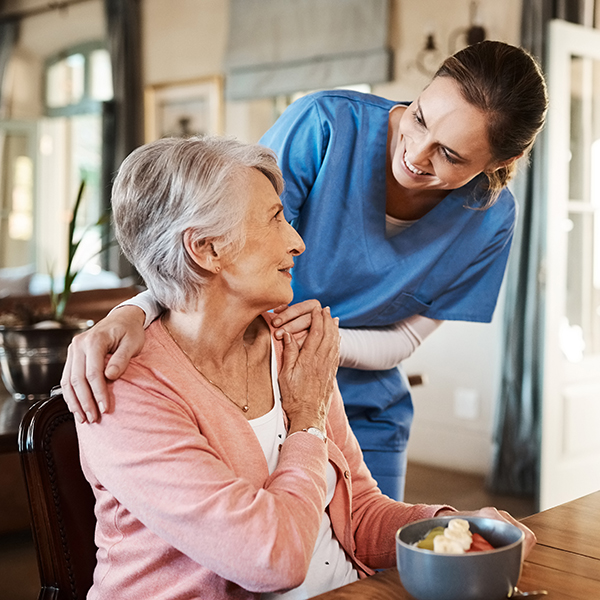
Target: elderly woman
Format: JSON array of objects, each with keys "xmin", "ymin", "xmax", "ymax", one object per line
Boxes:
[{"xmin": 76, "ymin": 136, "xmax": 534, "ymax": 599}]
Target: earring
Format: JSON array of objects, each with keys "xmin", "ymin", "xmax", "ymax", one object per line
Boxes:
[{"xmin": 215, "ymin": 266, "xmax": 221, "ymax": 273}]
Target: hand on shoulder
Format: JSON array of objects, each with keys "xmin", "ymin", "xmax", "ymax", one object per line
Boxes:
[{"xmin": 61, "ymin": 305, "xmax": 146, "ymax": 423}]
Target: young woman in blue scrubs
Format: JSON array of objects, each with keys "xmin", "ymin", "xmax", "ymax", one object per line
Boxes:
[{"xmin": 61, "ymin": 41, "xmax": 548, "ymax": 501}]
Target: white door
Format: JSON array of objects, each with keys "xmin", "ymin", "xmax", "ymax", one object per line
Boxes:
[{"xmin": 541, "ymin": 19, "xmax": 600, "ymax": 510}]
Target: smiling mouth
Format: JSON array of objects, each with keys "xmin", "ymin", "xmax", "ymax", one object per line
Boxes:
[{"xmin": 403, "ymin": 151, "xmax": 431, "ymax": 176}]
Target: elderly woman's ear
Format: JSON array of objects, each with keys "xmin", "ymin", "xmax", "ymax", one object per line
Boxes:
[{"xmin": 183, "ymin": 229, "xmax": 222, "ymax": 274}]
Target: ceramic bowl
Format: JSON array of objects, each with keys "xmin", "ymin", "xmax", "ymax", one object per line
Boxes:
[{"xmin": 395, "ymin": 516, "xmax": 524, "ymax": 600}]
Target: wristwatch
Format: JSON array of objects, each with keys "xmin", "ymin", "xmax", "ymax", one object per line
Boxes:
[{"xmin": 302, "ymin": 427, "xmax": 327, "ymax": 443}]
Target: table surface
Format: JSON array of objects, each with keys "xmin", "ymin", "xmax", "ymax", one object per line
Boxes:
[{"xmin": 310, "ymin": 490, "xmax": 600, "ymax": 599}]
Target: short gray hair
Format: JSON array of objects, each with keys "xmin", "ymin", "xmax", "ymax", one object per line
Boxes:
[{"xmin": 111, "ymin": 136, "xmax": 284, "ymax": 311}]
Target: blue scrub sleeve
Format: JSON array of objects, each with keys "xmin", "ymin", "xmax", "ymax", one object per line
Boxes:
[
  {"xmin": 424, "ymin": 199, "xmax": 517, "ymax": 323},
  {"xmin": 259, "ymin": 95, "xmax": 330, "ymax": 223}
]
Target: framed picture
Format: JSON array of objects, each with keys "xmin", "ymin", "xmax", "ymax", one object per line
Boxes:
[{"xmin": 144, "ymin": 76, "xmax": 224, "ymax": 142}]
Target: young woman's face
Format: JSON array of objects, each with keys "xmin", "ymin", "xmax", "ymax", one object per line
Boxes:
[{"xmin": 391, "ymin": 76, "xmax": 502, "ymax": 193}]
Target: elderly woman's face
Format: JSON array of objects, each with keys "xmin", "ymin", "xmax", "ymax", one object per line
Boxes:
[{"xmin": 222, "ymin": 168, "xmax": 305, "ymax": 310}]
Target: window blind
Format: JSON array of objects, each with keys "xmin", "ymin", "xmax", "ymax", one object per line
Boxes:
[{"xmin": 225, "ymin": 0, "xmax": 391, "ymax": 100}]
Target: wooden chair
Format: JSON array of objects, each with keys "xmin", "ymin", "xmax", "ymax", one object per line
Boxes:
[{"xmin": 18, "ymin": 393, "xmax": 97, "ymax": 600}]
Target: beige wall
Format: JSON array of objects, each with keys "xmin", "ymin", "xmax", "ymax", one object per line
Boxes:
[
  {"xmin": 2, "ymin": 0, "xmax": 105, "ymax": 119},
  {"xmin": 2, "ymin": 0, "xmax": 523, "ymax": 136},
  {"xmin": 376, "ymin": 0, "xmax": 521, "ymax": 101},
  {"xmin": 143, "ymin": 0, "xmax": 228, "ymax": 84},
  {"xmin": 1, "ymin": 0, "xmax": 525, "ymax": 474}
]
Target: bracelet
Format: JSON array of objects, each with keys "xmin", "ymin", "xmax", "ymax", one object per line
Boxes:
[{"xmin": 302, "ymin": 427, "xmax": 327, "ymax": 443}]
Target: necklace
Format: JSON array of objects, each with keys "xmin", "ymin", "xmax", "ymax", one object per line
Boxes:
[{"xmin": 162, "ymin": 317, "xmax": 250, "ymax": 413}]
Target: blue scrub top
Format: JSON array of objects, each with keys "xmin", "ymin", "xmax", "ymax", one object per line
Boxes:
[{"xmin": 260, "ymin": 90, "xmax": 516, "ymax": 453}]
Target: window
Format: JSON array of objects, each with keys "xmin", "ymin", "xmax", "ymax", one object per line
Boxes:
[
  {"xmin": 0, "ymin": 122, "xmax": 37, "ymax": 269},
  {"xmin": 38, "ymin": 42, "xmax": 113, "ymax": 284},
  {"xmin": 45, "ymin": 43, "xmax": 113, "ymax": 114}
]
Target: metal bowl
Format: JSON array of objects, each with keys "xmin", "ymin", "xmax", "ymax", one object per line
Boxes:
[
  {"xmin": 0, "ymin": 321, "xmax": 92, "ymax": 402},
  {"xmin": 396, "ymin": 516, "xmax": 524, "ymax": 600}
]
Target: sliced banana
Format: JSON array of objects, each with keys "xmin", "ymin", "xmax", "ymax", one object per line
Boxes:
[
  {"xmin": 443, "ymin": 527, "xmax": 472, "ymax": 550},
  {"xmin": 447, "ymin": 518, "xmax": 470, "ymax": 533},
  {"xmin": 442, "ymin": 519, "xmax": 472, "ymax": 551},
  {"xmin": 433, "ymin": 535, "xmax": 465, "ymax": 554}
]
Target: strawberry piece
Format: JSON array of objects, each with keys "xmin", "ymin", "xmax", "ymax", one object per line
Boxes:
[{"xmin": 467, "ymin": 533, "xmax": 495, "ymax": 552}]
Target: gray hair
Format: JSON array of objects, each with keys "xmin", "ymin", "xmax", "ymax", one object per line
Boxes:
[{"xmin": 111, "ymin": 136, "xmax": 284, "ymax": 311}]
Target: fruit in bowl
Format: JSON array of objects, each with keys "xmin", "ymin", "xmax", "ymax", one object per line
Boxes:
[{"xmin": 396, "ymin": 516, "xmax": 524, "ymax": 600}]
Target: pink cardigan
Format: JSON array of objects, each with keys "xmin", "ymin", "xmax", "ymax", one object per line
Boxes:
[{"xmin": 76, "ymin": 315, "xmax": 449, "ymax": 599}]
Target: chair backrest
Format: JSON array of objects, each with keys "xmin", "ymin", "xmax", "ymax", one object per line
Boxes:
[{"xmin": 18, "ymin": 394, "xmax": 97, "ymax": 600}]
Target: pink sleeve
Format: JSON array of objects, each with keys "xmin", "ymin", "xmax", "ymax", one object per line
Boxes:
[
  {"xmin": 266, "ymin": 316, "xmax": 454, "ymax": 571},
  {"xmin": 325, "ymin": 383, "xmax": 455, "ymax": 569}
]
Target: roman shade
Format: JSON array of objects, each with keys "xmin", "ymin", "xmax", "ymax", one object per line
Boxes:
[{"xmin": 225, "ymin": 0, "xmax": 391, "ymax": 100}]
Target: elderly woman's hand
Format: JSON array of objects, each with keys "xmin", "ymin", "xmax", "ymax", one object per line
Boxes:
[
  {"xmin": 272, "ymin": 299, "xmax": 323, "ymax": 349},
  {"xmin": 61, "ymin": 305, "xmax": 146, "ymax": 423},
  {"xmin": 436, "ymin": 506, "xmax": 537, "ymax": 559},
  {"xmin": 279, "ymin": 306, "xmax": 340, "ymax": 435}
]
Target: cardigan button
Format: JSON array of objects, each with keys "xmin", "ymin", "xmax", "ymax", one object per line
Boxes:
[{"xmin": 344, "ymin": 470, "xmax": 350, "ymax": 479}]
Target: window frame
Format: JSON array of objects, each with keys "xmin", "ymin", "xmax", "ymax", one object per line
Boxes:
[{"xmin": 44, "ymin": 41, "xmax": 111, "ymax": 118}]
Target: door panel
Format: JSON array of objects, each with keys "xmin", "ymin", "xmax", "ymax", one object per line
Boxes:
[{"xmin": 541, "ymin": 20, "xmax": 600, "ymax": 509}]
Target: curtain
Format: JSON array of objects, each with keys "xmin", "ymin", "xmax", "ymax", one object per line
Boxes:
[
  {"xmin": 0, "ymin": 20, "xmax": 18, "ymax": 118},
  {"xmin": 103, "ymin": 0, "xmax": 143, "ymax": 277},
  {"xmin": 488, "ymin": 0, "xmax": 590, "ymax": 500},
  {"xmin": 104, "ymin": 0, "xmax": 143, "ymax": 168},
  {"xmin": 225, "ymin": 0, "xmax": 391, "ymax": 100}
]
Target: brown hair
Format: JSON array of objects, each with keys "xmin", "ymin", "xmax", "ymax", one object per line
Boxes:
[{"xmin": 435, "ymin": 41, "xmax": 548, "ymax": 207}]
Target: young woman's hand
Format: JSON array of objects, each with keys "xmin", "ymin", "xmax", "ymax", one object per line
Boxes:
[
  {"xmin": 272, "ymin": 299, "xmax": 323, "ymax": 348},
  {"xmin": 436, "ymin": 506, "xmax": 537, "ymax": 559},
  {"xmin": 60, "ymin": 306, "xmax": 146, "ymax": 423},
  {"xmin": 278, "ymin": 306, "xmax": 340, "ymax": 435}
]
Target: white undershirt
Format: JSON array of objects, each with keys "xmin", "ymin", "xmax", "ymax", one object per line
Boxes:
[
  {"xmin": 385, "ymin": 212, "xmax": 417, "ymax": 237},
  {"xmin": 338, "ymin": 314, "xmax": 442, "ymax": 371},
  {"xmin": 255, "ymin": 342, "xmax": 358, "ymax": 599}
]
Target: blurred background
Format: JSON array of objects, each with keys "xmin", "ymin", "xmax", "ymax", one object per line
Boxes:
[{"xmin": 1, "ymin": 6, "xmax": 600, "ymax": 584}]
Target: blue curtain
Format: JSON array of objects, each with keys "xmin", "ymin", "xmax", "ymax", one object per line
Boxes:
[
  {"xmin": 104, "ymin": 0, "xmax": 143, "ymax": 167},
  {"xmin": 0, "ymin": 20, "xmax": 18, "ymax": 116},
  {"xmin": 488, "ymin": 0, "xmax": 588, "ymax": 502},
  {"xmin": 103, "ymin": 0, "xmax": 143, "ymax": 278}
]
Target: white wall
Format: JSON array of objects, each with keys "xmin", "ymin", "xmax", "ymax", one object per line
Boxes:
[
  {"xmin": 2, "ymin": 0, "xmax": 525, "ymax": 475},
  {"xmin": 403, "ymin": 289, "xmax": 507, "ymax": 473}
]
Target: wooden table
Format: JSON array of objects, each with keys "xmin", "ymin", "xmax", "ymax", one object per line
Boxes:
[
  {"xmin": 310, "ymin": 490, "xmax": 600, "ymax": 599},
  {"xmin": 518, "ymin": 491, "xmax": 600, "ymax": 598}
]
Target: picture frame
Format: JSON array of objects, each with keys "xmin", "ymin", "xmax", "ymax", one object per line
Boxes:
[{"xmin": 144, "ymin": 76, "xmax": 224, "ymax": 142}]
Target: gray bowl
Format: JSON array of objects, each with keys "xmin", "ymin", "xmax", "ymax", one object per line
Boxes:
[{"xmin": 396, "ymin": 516, "xmax": 524, "ymax": 600}]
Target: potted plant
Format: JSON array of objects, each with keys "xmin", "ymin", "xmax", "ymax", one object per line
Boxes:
[{"xmin": 0, "ymin": 180, "xmax": 109, "ymax": 402}]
